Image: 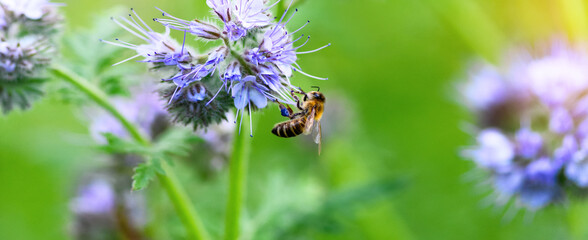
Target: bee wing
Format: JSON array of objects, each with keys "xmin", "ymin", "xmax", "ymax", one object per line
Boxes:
[
  {"xmin": 314, "ymin": 121, "xmax": 322, "ymax": 155},
  {"xmin": 313, "ymin": 121, "xmax": 321, "ymax": 144},
  {"xmin": 303, "ymin": 107, "xmax": 316, "ymax": 135}
]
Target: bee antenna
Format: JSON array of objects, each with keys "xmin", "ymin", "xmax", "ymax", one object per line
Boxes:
[{"xmin": 311, "ymin": 86, "xmax": 320, "ymax": 92}]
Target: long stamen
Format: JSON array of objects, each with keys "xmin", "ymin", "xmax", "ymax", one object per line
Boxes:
[
  {"xmin": 292, "ymin": 67, "xmax": 328, "ymax": 80},
  {"xmin": 111, "ymin": 17, "xmax": 149, "ymax": 42},
  {"xmin": 156, "ymin": 7, "xmax": 191, "ymax": 25},
  {"xmin": 249, "ymin": 103, "xmax": 253, "ymax": 137},
  {"xmin": 112, "ymin": 54, "xmax": 142, "ymax": 66},
  {"xmin": 293, "ymin": 36, "xmax": 311, "ymax": 50},
  {"xmin": 239, "ymin": 105, "xmax": 244, "ymax": 134},
  {"xmin": 181, "ymin": 30, "xmax": 187, "ymax": 54},
  {"xmin": 119, "ymin": 16, "xmax": 152, "ymax": 42},
  {"xmin": 131, "ymin": 8, "xmax": 155, "ymax": 32},
  {"xmin": 291, "ymin": 34, "xmax": 304, "ymax": 44},
  {"xmin": 100, "ymin": 39, "xmax": 136, "ymax": 49},
  {"xmin": 205, "ymin": 81, "xmax": 227, "ymax": 106},
  {"xmin": 260, "ymin": 0, "xmax": 282, "ymax": 14},
  {"xmin": 234, "ymin": 108, "xmax": 240, "ymax": 124},
  {"xmin": 290, "ymin": 20, "xmax": 309, "ymax": 35},
  {"xmin": 297, "ymin": 43, "xmax": 331, "ymax": 54},
  {"xmin": 168, "ymin": 86, "xmax": 182, "ymax": 105},
  {"xmin": 115, "ymin": 38, "xmax": 138, "ymax": 47},
  {"xmin": 281, "ymin": 8, "xmax": 298, "ymax": 27},
  {"xmin": 270, "ymin": 0, "xmax": 294, "ymax": 35}
]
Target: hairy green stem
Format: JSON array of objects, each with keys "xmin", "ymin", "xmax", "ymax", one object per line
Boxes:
[
  {"xmin": 50, "ymin": 64, "xmax": 210, "ymax": 240},
  {"xmin": 224, "ymin": 120, "xmax": 253, "ymax": 240}
]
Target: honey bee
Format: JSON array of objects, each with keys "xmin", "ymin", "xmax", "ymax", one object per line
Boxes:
[{"xmin": 271, "ymin": 86, "xmax": 325, "ymax": 154}]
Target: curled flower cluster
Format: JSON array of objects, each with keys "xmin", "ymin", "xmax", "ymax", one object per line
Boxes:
[
  {"xmin": 103, "ymin": 0, "xmax": 329, "ymax": 135},
  {"xmin": 460, "ymin": 42, "xmax": 588, "ymax": 210},
  {"xmin": 0, "ymin": 0, "xmax": 61, "ymax": 113}
]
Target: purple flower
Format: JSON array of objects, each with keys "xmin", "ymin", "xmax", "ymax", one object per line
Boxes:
[
  {"xmin": 206, "ymin": 0, "xmax": 231, "ymax": 23},
  {"xmin": 186, "ymin": 83, "xmax": 207, "ymax": 102},
  {"xmin": 549, "ymin": 107, "xmax": 574, "ymax": 134},
  {"xmin": 207, "ymin": 0, "xmax": 279, "ymax": 41},
  {"xmin": 225, "ymin": 22, "xmax": 247, "ymax": 41},
  {"xmin": 515, "ymin": 128, "xmax": 542, "ymax": 159},
  {"xmin": 89, "ymin": 85, "xmax": 167, "ymax": 143},
  {"xmin": 0, "ymin": 36, "xmax": 50, "ymax": 81},
  {"xmin": 0, "ymin": 0, "xmax": 59, "ymax": 20},
  {"xmin": 101, "ymin": 9, "xmax": 188, "ymax": 68},
  {"xmin": 231, "ymin": 75, "xmax": 269, "ymax": 136},
  {"xmin": 154, "ymin": 8, "xmax": 221, "ymax": 40},
  {"xmin": 463, "ymin": 129, "xmax": 514, "ymax": 171},
  {"xmin": 70, "ymin": 180, "xmax": 115, "ymax": 215},
  {"xmin": 519, "ymin": 158, "xmax": 562, "ymax": 210},
  {"xmin": 458, "ymin": 40, "xmax": 588, "ymax": 210},
  {"xmin": 525, "ymin": 43, "xmax": 588, "ymax": 107},
  {"xmin": 246, "ymin": 13, "xmax": 330, "ymax": 79},
  {"xmin": 493, "ymin": 168, "xmax": 524, "ymax": 199},
  {"xmin": 554, "ymin": 134, "xmax": 577, "ymax": 167},
  {"xmin": 566, "ymin": 147, "xmax": 588, "ymax": 187},
  {"xmin": 459, "ymin": 66, "xmax": 508, "ymax": 110},
  {"xmin": 223, "ymin": 62, "xmax": 242, "ymax": 81}
]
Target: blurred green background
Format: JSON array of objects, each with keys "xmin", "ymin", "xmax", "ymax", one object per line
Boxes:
[{"xmin": 0, "ymin": 0, "xmax": 584, "ymax": 239}]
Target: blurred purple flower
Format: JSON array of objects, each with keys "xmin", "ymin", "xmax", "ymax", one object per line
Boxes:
[
  {"xmin": 515, "ymin": 128, "xmax": 542, "ymax": 159},
  {"xmin": 459, "ymin": 66, "xmax": 508, "ymax": 110},
  {"xmin": 525, "ymin": 43, "xmax": 588, "ymax": 107},
  {"xmin": 89, "ymin": 85, "xmax": 167, "ymax": 143},
  {"xmin": 0, "ymin": 0, "xmax": 59, "ymax": 20},
  {"xmin": 519, "ymin": 158, "xmax": 562, "ymax": 210},
  {"xmin": 70, "ymin": 180, "xmax": 115, "ymax": 215},
  {"xmin": 459, "ymin": 40, "xmax": 588, "ymax": 210},
  {"xmin": 463, "ymin": 129, "xmax": 514, "ymax": 172},
  {"xmin": 549, "ymin": 107, "xmax": 574, "ymax": 134}
]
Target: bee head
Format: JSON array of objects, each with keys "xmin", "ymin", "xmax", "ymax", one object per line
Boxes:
[{"xmin": 306, "ymin": 91, "xmax": 325, "ymax": 102}]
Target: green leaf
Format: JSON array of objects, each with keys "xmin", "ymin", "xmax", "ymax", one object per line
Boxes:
[
  {"xmin": 152, "ymin": 128, "xmax": 203, "ymax": 160},
  {"xmin": 132, "ymin": 163, "xmax": 156, "ymax": 191},
  {"xmin": 99, "ymin": 133, "xmax": 149, "ymax": 155},
  {"xmin": 100, "ymin": 128, "xmax": 202, "ymax": 191}
]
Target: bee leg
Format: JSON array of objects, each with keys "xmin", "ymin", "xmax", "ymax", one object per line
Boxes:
[
  {"xmin": 278, "ymin": 103, "xmax": 294, "ymax": 118},
  {"xmin": 290, "ymin": 112, "xmax": 304, "ymax": 119},
  {"xmin": 290, "ymin": 90, "xmax": 305, "ymax": 110}
]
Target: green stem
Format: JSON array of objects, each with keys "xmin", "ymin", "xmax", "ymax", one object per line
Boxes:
[
  {"xmin": 224, "ymin": 121, "xmax": 253, "ymax": 240},
  {"xmin": 50, "ymin": 64, "xmax": 210, "ymax": 240},
  {"xmin": 51, "ymin": 65, "xmax": 148, "ymax": 145},
  {"xmin": 568, "ymin": 200, "xmax": 588, "ymax": 240}
]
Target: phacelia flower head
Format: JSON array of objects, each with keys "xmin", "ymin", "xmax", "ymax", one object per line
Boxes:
[
  {"xmin": 460, "ymin": 40, "xmax": 588, "ymax": 211},
  {"xmin": 105, "ymin": 2, "xmax": 330, "ymax": 135},
  {"xmin": 0, "ymin": 0, "xmax": 60, "ymax": 114}
]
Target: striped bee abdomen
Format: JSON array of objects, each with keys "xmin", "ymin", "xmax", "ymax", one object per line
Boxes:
[{"xmin": 271, "ymin": 117, "xmax": 306, "ymax": 138}]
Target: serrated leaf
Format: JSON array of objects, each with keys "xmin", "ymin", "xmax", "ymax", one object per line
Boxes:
[
  {"xmin": 132, "ymin": 163, "xmax": 156, "ymax": 191},
  {"xmin": 153, "ymin": 128, "xmax": 202, "ymax": 159},
  {"xmin": 99, "ymin": 133, "xmax": 150, "ymax": 155},
  {"xmin": 151, "ymin": 158, "xmax": 166, "ymax": 175}
]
